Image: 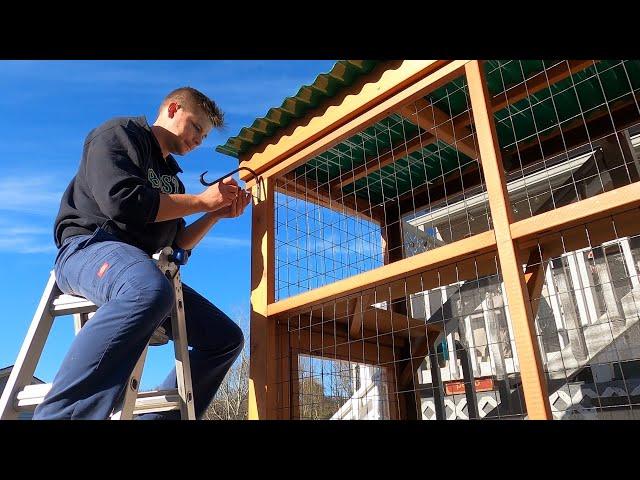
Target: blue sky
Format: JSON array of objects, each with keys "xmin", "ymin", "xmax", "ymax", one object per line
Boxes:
[{"xmin": 0, "ymin": 60, "xmax": 336, "ymax": 390}]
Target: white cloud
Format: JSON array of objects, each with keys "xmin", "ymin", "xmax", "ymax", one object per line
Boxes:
[
  {"xmin": 0, "ymin": 224, "xmax": 56, "ymax": 254},
  {"xmin": 199, "ymin": 236, "xmax": 251, "ymax": 249},
  {"xmin": 0, "ymin": 176, "xmax": 63, "ymax": 216}
]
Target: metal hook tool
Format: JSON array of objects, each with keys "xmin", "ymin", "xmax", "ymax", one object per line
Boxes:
[{"xmin": 199, "ymin": 166, "xmax": 264, "ymax": 203}]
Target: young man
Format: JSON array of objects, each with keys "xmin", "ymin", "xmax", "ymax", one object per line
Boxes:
[{"xmin": 33, "ymin": 87, "xmax": 251, "ymax": 420}]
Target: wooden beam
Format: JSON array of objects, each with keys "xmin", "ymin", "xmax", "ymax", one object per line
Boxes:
[
  {"xmin": 275, "ymin": 250, "xmax": 501, "ymax": 325},
  {"xmin": 349, "ymin": 296, "xmax": 364, "ymax": 338},
  {"xmin": 248, "ymin": 178, "xmax": 277, "ymax": 420},
  {"xmin": 524, "ymin": 248, "xmax": 546, "ymax": 320},
  {"xmin": 276, "ymin": 321, "xmax": 292, "ymax": 419},
  {"xmin": 357, "ymin": 307, "xmax": 440, "ymax": 339},
  {"xmin": 242, "ymin": 61, "xmax": 470, "ymax": 188},
  {"xmin": 511, "ymin": 181, "xmax": 640, "ymax": 245},
  {"xmin": 294, "ymin": 305, "xmax": 439, "ymax": 342},
  {"xmin": 290, "ymin": 328, "xmax": 397, "ymax": 365},
  {"xmin": 398, "ymin": 333, "xmax": 440, "ymax": 391},
  {"xmin": 289, "ymin": 350, "xmax": 300, "ymax": 419},
  {"xmin": 386, "ymin": 365, "xmax": 403, "ymax": 420},
  {"xmin": 518, "ymin": 209, "xmax": 640, "ymax": 261},
  {"xmin": 332, "ymin": 134, "xmax": 431, "ymax": 190},
  {"xmin": 399, "ymin": 98, "xmax": 478, "ymax": 159},
  {"xmin": 394, "ymin": 162, "xmax": 481, "ymax": 216},
  {"xmin": 268, "ymin": 230, "xmax": 497, "ymax": 319},
  {"xmin": 466, "ymin": 60, "xmax": 552, "ymax": 420},
  {"xmin": 382, "ymin": 206, "xmax": 404, "ymax": 265}
]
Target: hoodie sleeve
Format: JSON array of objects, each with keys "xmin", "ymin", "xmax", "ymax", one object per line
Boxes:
[{"xmin": 83, "ymin": 126, "xmax": 160, "ymax": 229}]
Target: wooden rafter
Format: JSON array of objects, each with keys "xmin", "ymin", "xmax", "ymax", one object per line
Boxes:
[
  {"xmin": 331, "ymin": 135, "xmax": 430, "ymax": 190},
  {"xmin": 391, "ymin": 93, "xmax": 640, "ymax": 218},
  {"xmin": 399, "ymin": 98, "xmax": 478, "ymax": 159},
  {"xmin": 524, "ymin": 248, "xmax": 546, "ymax": 321}
]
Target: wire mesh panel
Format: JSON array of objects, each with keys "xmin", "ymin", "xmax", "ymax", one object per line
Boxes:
[
  {"xmin": 274, "ymin": 71, "xmax": 492, "ymax": 301},
  {"xmin": 277, "ymin": 251, "xmax": 532, "ymax": 420},
  {"xmin": 296, "ymin": 355, "xmax": 391, "ymax": 420},
  {"xmin": 274, "ymin": 188, "xmax": 383, "ymax": 299},
  {"xmin": 485, "ymin": 60, "xmax": 640, "ymax": 221},
  {"xmin": 524, "ymin": 208, "xmax": 640, "ymax": 419},
  {"xmin": 264, "ymin": 60, "xmax": 640, "ymax": 420}
]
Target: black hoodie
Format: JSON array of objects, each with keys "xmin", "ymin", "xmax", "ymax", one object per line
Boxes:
[{"xmin": 54, "ymin": 116, "xmax": 186, "ymax": 255}]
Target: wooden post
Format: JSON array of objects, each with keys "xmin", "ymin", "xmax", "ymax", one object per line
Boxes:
[
  {"xmin": 524, "ymin": 248, "xmax": 547, "ymax": 324},
  {"xmin": 248, "ymin": 177, "xmax": 278, "ymax": 419},
  {"xmin": 381, "ymin": 205, "xmax": 418, "ymax": 419},
  {"xmin": 466, "ymin": 60, "xmax": 552, "ymax": 420}
]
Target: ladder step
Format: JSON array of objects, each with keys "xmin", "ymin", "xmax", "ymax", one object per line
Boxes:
[
  {"xmin": 16, "ymin": 383, "xmax": 51, "ymax": 408},
  {"xmin": 132, "ymin": 389, "xmax": 181, "ymax": 415},
  {"xmin": 15, "ymin": 384, "xmax": 181, "ymax": 414},
  {"xmin": 50, "ymin": 294, "xmax": 167, "ymax": 344},
  {"xmin": 51, "ymin": 294, "xmax": 97, "ymax": 315}
]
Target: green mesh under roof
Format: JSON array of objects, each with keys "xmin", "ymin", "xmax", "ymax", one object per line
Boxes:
[{"xmin": 215, "ymin": 60, "xmax": 379, "ymax": 158}]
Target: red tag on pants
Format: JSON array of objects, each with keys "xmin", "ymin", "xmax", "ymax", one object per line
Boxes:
[{"xmin": 97, "ymin": 262, "xmax": 110, "ymax": 278}]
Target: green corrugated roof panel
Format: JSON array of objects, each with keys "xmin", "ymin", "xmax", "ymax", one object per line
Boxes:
[{"xmin": 215, "ymin": 60, "xmax": 379, "ymax": 158}]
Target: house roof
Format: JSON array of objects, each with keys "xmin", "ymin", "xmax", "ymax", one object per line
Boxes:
[{"xmin": 0, "ymin": 365, "xmax": 45, "ymax": 384}]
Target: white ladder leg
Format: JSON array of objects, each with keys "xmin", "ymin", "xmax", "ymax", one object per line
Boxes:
[
  {"xmin": 111, "ymin": 345, "xmax": 149, "ymax": 420},
  {"xmin": 0, "ymin": 272, "xmax": 59, "ymax": 420},
  {"xmin": 171, "ymin": 270, "xmax": 196, "ymax": 420}
]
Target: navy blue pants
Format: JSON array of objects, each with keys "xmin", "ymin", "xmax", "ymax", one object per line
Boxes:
[{"xmin": 33, "ymin": 228, "xmax": 244, "ymax": 420}]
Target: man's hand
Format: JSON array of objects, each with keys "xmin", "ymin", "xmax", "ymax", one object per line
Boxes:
[
  {"xmin": 197, "ymin": 176, "xmax": 239, "ymax": 212},
  {"xmin": 174, "ymin": 182, "xmax": 252, "ymax": 250},
  {"xmin": 214, "ymin": 187, "xmax": 252, "ymax": 219}
]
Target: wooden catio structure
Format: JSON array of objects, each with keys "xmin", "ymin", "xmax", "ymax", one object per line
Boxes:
[{"xmin": 217, "ymin": 60, "xmax": 640, "ymax": 420}]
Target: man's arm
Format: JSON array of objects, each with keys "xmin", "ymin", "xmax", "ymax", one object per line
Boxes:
[
  {"xmin": 174, "ymin": 212, "xmax": 221, "ymax": 250},
  {"xmin": 154, "ymin": 177, "xmax": 240, "ymax": 222},
  {"xmin": 155, "ymin": 193, "xmax": 206, "ymax": 222},
  {"xmin": 174, "ymin": 188, "xmax": 252, "ymax": 250}
]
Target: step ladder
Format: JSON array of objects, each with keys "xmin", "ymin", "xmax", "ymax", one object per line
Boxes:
[{"xmin": 0, "ymin": 246, "xmax": 196, "ymax": 420}]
